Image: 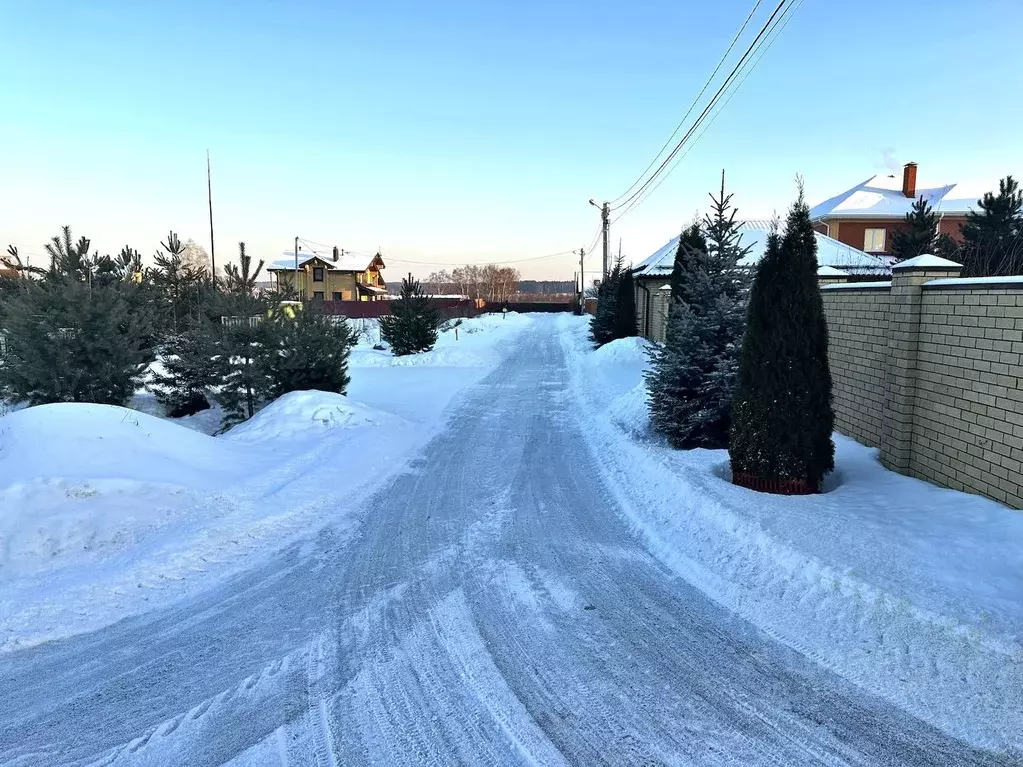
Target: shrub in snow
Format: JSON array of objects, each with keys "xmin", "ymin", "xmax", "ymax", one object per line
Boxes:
[
  {"xmin": 0, "ymin": 278, "xmax": 154, "ymax": 406},
  {"xmin": 263, "ymin": 309, "xmax": 357, "ymax": 398},
  {"xmin": 647, "ymin": 177, "xmax": 750, "ymax": 449},
  {"xmin": 729, "ymin": 190, "xmax": 834, "ymax": 491},
  {"xmin": 149, "ymin": 320, "xmax": 220, "ymax": 417},
  {"xmin": 380, "ymin": 274, "xmax": 439, "ymax": 356}
]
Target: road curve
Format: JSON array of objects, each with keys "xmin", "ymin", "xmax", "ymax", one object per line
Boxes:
[{"xmin": 0, "ymin": 317, "xmax": 1012, "ymax": 766}]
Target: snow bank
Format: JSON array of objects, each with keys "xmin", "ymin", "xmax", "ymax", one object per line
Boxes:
[
  {"xmin": 223, "ymin": 391, "xmax": 398, "ymax": 443},
  {"xmin": 558, "ymin": 314, "xmax": 1023, "ymax": 750},
  {"xmin": 0, "ymin": 403, "xmax": 251, "ymax": 489},
  {"xmin": 0, "ymin": 311, "xmax": 536, "ymax": 652}
]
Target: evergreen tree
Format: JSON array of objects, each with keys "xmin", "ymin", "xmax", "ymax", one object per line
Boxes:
[
  {"xmin": 264, "ymin": 309, "xmax": 357, "ymax": 397},
  {"xmin": 960, "ymin": 176, "xmax": 1023, "ymax": 277},
  {"xmin": 589, "ymin": 260, "xmax": 622, "ymax": 348},
  {"xmin": 613, "ymin": 266, "xmax": 637, "ymax": 339},
  {"xmin": 646, "ymin": 175, "xmax": 750, "ymax": 449},
  {"xmin": 216, "ymin": 317, "xmax": 272, "ymax": 430},
  {"xmin": 44, "ymin": 226, "xmax": 96, "ymax": 281},
  {"xmin": 0, "ymin": 279, "xmax": 154, "ymax": 406},
  {"xmin": 669, "ymin": 224, "xmax": 707, "ymax": 304},
  {"xmin": 380, "ymin": 274, "xmax": 439, "ymax": 355},
  {"xmin": 933, "ymin": 231, "xmax": 961, "ymax": 262},
  {"xmin": 149, "ymin": 319, "xmax": 220, "ymax": 417},
  {"xmin": 729, "ymin": 191, "xmax": 834, "ymax": 491},
  {"xmin": 890, "ymin": 196, "xmax": 939, "ymax": 262},
  {"xmin": 213, "ymin": 247, "xmax": 272, "ymax": 430},
  {"xmin": 223, "ymin": 242, "xmax": 265, "ymax": 297}
]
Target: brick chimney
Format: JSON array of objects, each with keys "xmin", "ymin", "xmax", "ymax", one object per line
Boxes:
[{"xmin": 902, "ymin": 162, "xmax": 918, "ymax": 198}]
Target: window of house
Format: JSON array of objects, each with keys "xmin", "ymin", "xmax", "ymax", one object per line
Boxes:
[
  {"xmin": 356, "ymin": 272, "xmax": 363, "ymax": 284},
  {"xmin": 863, "ymin": 228, "xmax": 886, "ymax": 252},
  {"xmin": 313, "ymin": 267, "xmax": 324, "ymax": 282},
  {"xmin": 332, "ymin": 292, "xmax": 342, "ymax": 301},
  {"xmin": 313, "ymin": 291, "xmax": 324, "ymax": 300}
]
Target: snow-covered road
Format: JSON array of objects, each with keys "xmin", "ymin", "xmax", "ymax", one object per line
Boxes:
[{"xmin": 0, "ymin": 318, "xmax": 1012, "ymax": 766}]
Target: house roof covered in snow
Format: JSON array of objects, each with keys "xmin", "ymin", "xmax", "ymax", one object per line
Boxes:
[
  {"xmin": 267, "ymin": 250, "xmax": 384, "ymax": 273},
  {"xmin": 809, "ymin": 173, "xmax": 987, "ymax": 221},
  {"xmin": 632, "ymin": 219, "xmax": 889, "ymax": 278}
]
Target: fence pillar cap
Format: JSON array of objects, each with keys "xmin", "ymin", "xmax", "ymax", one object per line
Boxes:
[{"xmin": 892, "ymin": 254, "xmax": 962, "ymax": 271}]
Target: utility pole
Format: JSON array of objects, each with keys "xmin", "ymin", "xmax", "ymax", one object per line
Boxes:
[
  {"xmin": 602, "ymin": 201, "xmax": 610, "ymax": 278},
  {"xmin": 207, "ymin": 150, "xmax": 216, "ymax": 285},
  {"xmin": 589, "ymin": 199, "xmax": 611, "ymax": 279},
  {"xmin": 578, "ymin": 247, "xmax": 585, "ymax": 313},
  {"xmin": 294, "ymin": 236, "xmax": 301, "ymax": 300}
]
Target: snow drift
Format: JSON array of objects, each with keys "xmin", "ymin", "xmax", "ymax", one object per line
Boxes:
[{"xmin": 559, "ymin": 313, "xmax": 1023, "ymax": 750}]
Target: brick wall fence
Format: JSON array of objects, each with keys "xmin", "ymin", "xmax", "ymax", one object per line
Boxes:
[{"xmin": 821, "ymin": 255, "xmax": 1023, "ymax": 509}]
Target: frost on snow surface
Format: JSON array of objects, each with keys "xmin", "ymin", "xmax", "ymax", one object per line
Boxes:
[
  {"xmin": 558, "ymin": 315, "xmax": 1023, "ymax": 749},
  {"xmin": 0, "ymin": 312, "xmax": 533, "ymax": 653}
]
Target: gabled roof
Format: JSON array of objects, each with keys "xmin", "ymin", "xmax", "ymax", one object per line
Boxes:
[
  {"xmin": 809, "ymin": 173, "xmax": 985, "ymax": 220},
  {"xmin": 633, "ymin": 219, "xmax": 889, "ymax": 278},
  {"xmin": 267, "ymin": 251, "xmax": 384, "ymax": 273}
]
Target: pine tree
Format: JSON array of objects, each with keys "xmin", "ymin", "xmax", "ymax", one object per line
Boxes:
[
  {"xmin": 213, "ymin": 245, "xmax": 272, "ymax": 430},
  {"xmin": 890, "ymin": 196, "xmax": 939, "ymax": 262},
  {"xmin": 264, "ymin": 309, "xmax": 357, "ymax": 397},
  {"xmin": 223, "ymin": 242, "xmax": 265, "ymax": 297},
  {"xmin": 589, "ymin": 260, "xmax": 622, "ymax": 348},
  {"xmin": 149, "ymin": 319, "xmax": 220, "ymax": 417},
  {"xmin": 960, "ymin": 176, "xmax": 1023, "ymax": 277},
  {"xmin": 933, "ymin": 231, "xmax": 961, "ymax": 262},
  {"xmin": 613, "ymin": 266, "xmax": 637, "ymax": 339},
  {"xmin": 729, "ymin": 191, "xmax": 834, "ymax": 491},
  {"xmin": 216, "ymin": 318, "xmax": 272, "ymax": 431},
  {"xmin": 646, "ymin": 174, "xmax": 750, "ymax": 449},
  {"xmin": 0, "ymin": 279, "xmax": 154, "ymax": 406},
  {"xmin": 44, "ymin": 226, "xmax": 96, "ymax": 281},
  {"xmin": 670, "ymin": 224, "xmax": 707, "ymax": 304}
]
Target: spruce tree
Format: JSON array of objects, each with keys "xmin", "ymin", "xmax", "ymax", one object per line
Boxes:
[
  {"xmin": 380, "ymin": 274, "xmax": 439, "ymax": 355},
  {"xmin": 890, "ymin": 196, "xmax": 939, "ymax": 262},
  {"xmin": 670, "ymin": 224, "xmax": 707, "ymax": 304},
  {"xmin": 264, "ymin": 309, "xmax": 357, "ymax": 396},
  {"xmin": 960, "ymin": 176, "xmax": 1023, "ymax": 277},
  {"xmin": 729, "ymin": 191, "xmax": 834, "ymax": 491},
  {"xmin": 646, "ymin": 175, "xmax": 750, "ymax": 449},
  {"xmin": 613, "ymin": 266, "xmax": 637, "ymax": 339},
  {"xmin": 149, "ymin": 319, "xmax": 220, "ymax": 417},
  {"xmin": 589, "ymin": 260, "xmax": 621, "ymax": 348}
]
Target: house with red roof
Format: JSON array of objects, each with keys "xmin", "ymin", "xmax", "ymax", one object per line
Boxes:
[{"xmin": 809, "ymin": 162, "xmax": 983, "ymax": 258}]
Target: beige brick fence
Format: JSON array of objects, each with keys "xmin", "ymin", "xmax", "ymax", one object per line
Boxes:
[{"xmin": 821, "ymin": 256, "xmax": 1023, "ymax": 509}]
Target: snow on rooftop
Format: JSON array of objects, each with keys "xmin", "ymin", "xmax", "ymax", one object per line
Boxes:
[
  {"xmin": 633, "ymin": 219, "xmax": 887, "ymax": 278},
  {"xmin": 809, "ymin": 173, "xmax": 986, "ymax": 220},
  {"xmin": 817, "ymin": 265, "xmax": 848, "ymax": 276},
  {"xmin": 892, "ymin": 254, "xmax": 962, "ymax": 270},
  {"xmin": 267, "ymin": 250, "xmax": 379, "ymax": 273}
]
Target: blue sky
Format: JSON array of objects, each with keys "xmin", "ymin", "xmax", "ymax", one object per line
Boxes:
[{"xmin": 2, "ymin": 0, "xmax": 1021, "ymax": 279}]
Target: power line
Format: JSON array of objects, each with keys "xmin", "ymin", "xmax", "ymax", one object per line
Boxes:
[
  {"xmin": 608, "ymin": 0, "xmax": 764, "ymax": 206},
  {"xmin": 610, "ymin": 0, "xmax": 794, "ymax": 215},
  {"xmin": 611, "ymin": 0, "xmax": 803, "ymax": 225}
]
